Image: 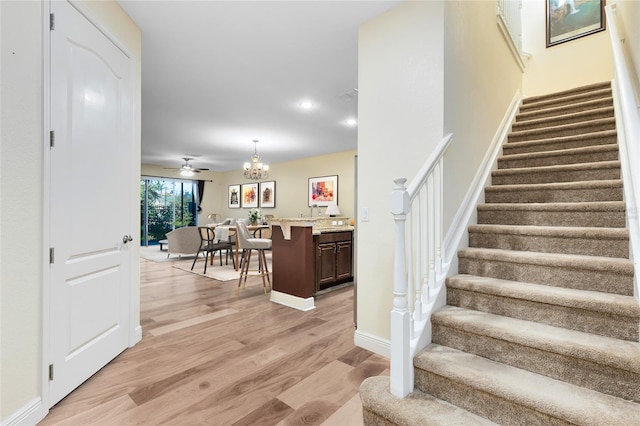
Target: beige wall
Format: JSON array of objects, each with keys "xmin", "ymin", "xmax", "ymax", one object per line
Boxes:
[
  {"xmin": 1, "ymin": 0, "xmax": 43, "ymax": 418},
  {"xmin": 0, "ymin": 0, "xmax": 140, "ymax": 421},
  {"xmin": 142, "ymin": 149, "xmax": 356, "ymax": 226},
  {"xmin": 442, "ymin": 0, "xmax": 523, "ymax": 232},
  {"xmin": 522, "ymin": 0, "xmax": 613, "ymax": 97},
  {"xmin": 357, "ymin": 0, "xmax": 445, "ymax": 343},
  {"xmin": 356, "ymin": 0, "xmax": 523, "ymax": 347}
]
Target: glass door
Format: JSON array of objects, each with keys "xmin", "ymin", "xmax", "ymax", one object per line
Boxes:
[{"xmin": 140, "ymin": 177, "xmax": 198, "ymax": 246}]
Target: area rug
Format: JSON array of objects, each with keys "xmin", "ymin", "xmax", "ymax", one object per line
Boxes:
[{"xmin": 175, "ymin": 251, "xmax": 272, "ymax": 282}]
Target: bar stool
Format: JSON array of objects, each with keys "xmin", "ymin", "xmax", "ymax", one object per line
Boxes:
[{"xmin": 235, "ymin": 221, "xmax": 271, "ymax": 294}]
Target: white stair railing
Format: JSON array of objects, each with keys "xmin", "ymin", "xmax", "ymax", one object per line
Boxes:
[
  {"xmin": 497, "ymin": 0, "xmax": 522, "ymax": 53},
  {"xmin": 390, "ymin": 133, "xmax": 453, "ymax": 397},
  {"xmin": 606, "ymin": 4, "xmax": 640, "ymax": 300}
]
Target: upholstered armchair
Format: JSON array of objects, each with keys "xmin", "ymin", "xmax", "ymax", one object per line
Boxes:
[{"xmin": 165, "ymin": 226, "xmax": 201, "ymax": 258}]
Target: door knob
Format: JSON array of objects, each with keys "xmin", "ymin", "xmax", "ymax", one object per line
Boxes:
[{"xmin": 122, "ymin": 235, "xmax": 133, "ymax": 244}]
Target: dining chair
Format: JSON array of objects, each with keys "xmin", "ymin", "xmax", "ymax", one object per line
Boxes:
[
  {"xmin": 235, "ymin": 221, "xmax": 271, "ymax": 294},
  {"xmin": 191, "ymin": 226, "xmax": 235, "ymax": 274}
]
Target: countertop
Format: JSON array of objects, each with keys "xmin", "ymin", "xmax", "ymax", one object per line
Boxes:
[{"xmin": 271, "ymin": 217, "xmax": 353, "ymax": 239}]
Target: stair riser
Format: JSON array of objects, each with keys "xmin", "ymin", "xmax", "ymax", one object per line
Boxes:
[
  {"xmin": 508, "ymin": 120, "xmax": 616, "ymax": 143},
  {"xmin": 445, "ymin": 289, "xmax": 639, "ymax": 341},
  {"xmin": 432, "ymin": 324, "xmax": 640, "ymax": 400},
  {"xmin": 520, "ymin": 88, "xmax": 612, "ymax": 111},
  {"xmin": 457, "ymin": 257, "xmax": 634, "ymax": 295},
  {"xmin": 498, "ymin": 149, "xmax": 618, "ymax": 169},
  {"xmin": 415, "ymin": 371, "xmax": 569, "ymax": 425},
  {"xmin": 477, "ymin": 209, "xmax": 626, "ymax": 228},
  {"xmin": 512, "ymin": 109, "xmax": 614, "ymax": 132},
  {"xmin": 492, "ymin": 167, "xmax": 620, "ymax": 185},
  {"xmin": 484, "ymin": 186, "xmax": 623, "ymax": 203},
  {"xmin": 469, "ymin": 232, "xmax": 629, "ymax": 258},
  {"xmin": 517, "ymin": 98, "xmax": 613, "ymax": 121},
  {"xmin": 503, "ymin": 134, "xmax": 618, "ymax": 155}
]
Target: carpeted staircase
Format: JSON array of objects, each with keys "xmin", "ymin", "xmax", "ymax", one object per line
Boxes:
[{"xmin": 361, "ymin": 82, "xmax": 640, "ymax": 425}]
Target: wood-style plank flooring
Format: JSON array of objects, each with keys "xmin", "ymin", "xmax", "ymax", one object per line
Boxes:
[{"xmin": 41, "ymin": 255, "xmax": 389, "ymax": 425}]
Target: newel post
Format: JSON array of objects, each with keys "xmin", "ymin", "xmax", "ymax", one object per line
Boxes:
[{"xmin": 390, "ymin": 177, "xmax": 412, "ymax": 397}]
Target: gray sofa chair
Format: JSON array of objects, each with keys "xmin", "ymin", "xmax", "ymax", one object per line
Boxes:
[{"xmin": 165, "ymin": 226, "xmax": 201, "ymax": 258}]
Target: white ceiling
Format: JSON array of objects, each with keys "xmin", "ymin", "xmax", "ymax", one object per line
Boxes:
[{"xmin": 118, "ymin": 0, "xmax": 404, "ymax": 172}]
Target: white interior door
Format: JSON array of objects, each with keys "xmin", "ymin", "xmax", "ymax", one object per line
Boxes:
[{"xmin": 49, "ymin": 0, "xmax": 135, "ymax": 406}]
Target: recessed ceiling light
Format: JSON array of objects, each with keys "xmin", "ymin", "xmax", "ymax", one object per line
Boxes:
[
  {"xmin": 345, "ymin": 118, "xmax": 357, "ymax": 127},
  {"xmin": 300, "ymin": 100, "xmax": 314, "ymax": 109}
]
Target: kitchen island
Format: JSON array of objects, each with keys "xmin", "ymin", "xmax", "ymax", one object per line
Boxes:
[{"xmin": 270, "ymin": 217, "xmax": 354, "ymax": 311}]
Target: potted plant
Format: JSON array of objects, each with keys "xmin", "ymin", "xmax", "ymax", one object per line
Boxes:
[{"xmin": 248, "ymin": 208, "xmax": 262, "ymax": 226}]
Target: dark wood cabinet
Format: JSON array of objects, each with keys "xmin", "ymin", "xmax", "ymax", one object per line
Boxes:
[{"xmin": 314, "ymin": 231, "xmax": 353, "ymax": 292}]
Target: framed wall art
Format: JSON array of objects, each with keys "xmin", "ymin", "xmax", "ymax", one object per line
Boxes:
[
  {"xmin": 546, "ymin": 0, "xmax": 605, "ymax": 47},
  {"xmin": 259, "ymin": 181, "xmax": 276, "ymax": 208},
  {"xmin": 241, "ymin": 183, "xmax": 258, "ymax": 208},
  {"xmin": 228, "ymin": 184, "xmax": 240, "ymax": 209},
  {"xmin": 308, "ymin": 175, "xmax": 338, "ymax": 207}
]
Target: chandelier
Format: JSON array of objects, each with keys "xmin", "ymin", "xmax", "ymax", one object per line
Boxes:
[{"xmin": 243, "ymin": 139, "xmax": 269, "ymax": 180}]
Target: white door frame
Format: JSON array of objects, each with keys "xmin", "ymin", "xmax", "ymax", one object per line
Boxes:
[{"xmin": 41, "ymin": 0, "xmax": 141, "ymax": 414}]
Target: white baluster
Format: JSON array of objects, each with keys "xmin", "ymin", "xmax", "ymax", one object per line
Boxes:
[
  {"xmin": 413, "ymin": 192, "xmax": 423, "ymax": 322},
  {"xmin": 435, "ymin": 159, "xmax": 444, "ymax": 276},
  {"xmin": 427, "ymin": 174, "xmax": 436, "ymax": 298}
]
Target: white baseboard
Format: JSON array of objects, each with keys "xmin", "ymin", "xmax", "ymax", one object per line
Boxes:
[
  {"xmin": 270, "ymin": 290, "xmax": 315, "ymax": 311},
  {"xmin": 2, "ymin": 397, "xmax": 44, "ymax": 426},
  {"xmin": 354, "ymin": 329, "xmax": 390, "ymax": 358}
]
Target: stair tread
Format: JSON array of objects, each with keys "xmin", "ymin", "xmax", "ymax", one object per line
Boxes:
[
  {"xmin": 503, "ymin": 129, "xmax": 617, "ymax": 151},
  {"xmin": 360, "ymin": 376, "xmax": 498, "ymax": 426},
  {"xmin": 446, "ymin": 275, "xmax": 640, "ymax": 317},
  {"xmin": 468, "ymin": 223, "xmax": 629, "ymax": 239},
  {"xmin": 492, "ymin": 160, "xmax": 620, "ymax": 176},
  {"xmin": 508, "ymin": 116, "xmax": 615, "ymax": 137},
  {"xmin": 457, "ymin": 247, "xmax": 634, "ymax": 274},
  {"xmin": 512, "ymin": 106, "xmax": 614, "ymax": 129},
  {"xmin": 516, "ymin": 97, "xmax": 613, "ymax": 121},
  {"xmin": 521, "ymin": 84, "xmax": 611, "ymax": 106},
  {"xmin": 433, "ymin": 305, "xmax": 640, "ymax": 372},
  {"xmin": 415, "ymin": 344, "xmax": 640, "ymax": 424},
  {"xmin": 485, "ymin": 179, "xmax": 623, "ymax": 193},
  {"xmin": 477, "ymin": 201, "xmax": 625, "ymax": 211},
  {"xmin": 499, "ymin": 143, "xmax": 618, "ymax": 162}
]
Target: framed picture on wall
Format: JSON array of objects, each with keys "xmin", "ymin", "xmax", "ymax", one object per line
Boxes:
[
  {"xmin": 241, "ymin": 183, "xmax": 259, "ymax": 208},
  {"xmin": 308, "ymin": 175, "xmax": 338, "ymax": 207},
  {"xmin": 228, "ymin": 184, "xmax": 241, "ymax": 209},
  {"xmin": 546, "ymin": 0, "xmax": 605, "ymax": 47},
  {"xmin": 259, "ymin": 181, "xmax": 276, "ymax": 208}
]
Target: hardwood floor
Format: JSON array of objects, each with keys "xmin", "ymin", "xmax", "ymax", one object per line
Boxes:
[{"xmin": 41, "ymin": 255, "xmax": 389, "ymax": 425}]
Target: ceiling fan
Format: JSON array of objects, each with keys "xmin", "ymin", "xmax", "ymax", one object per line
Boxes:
[{"xmin": 164, "ymin": 157, "xmax": 209, "ymax": 176}]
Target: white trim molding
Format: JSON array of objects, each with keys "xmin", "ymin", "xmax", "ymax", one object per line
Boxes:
[
  {"xmin": 354, "ymin": 329, "xmax": 390, "ymax": 358},
  {"xmin": 1, "ymin": 397, "xmax": 44, "ymax": 426},
  {"xmin": 270, "ymin": 290, "xmax": 315, "ymax": 311}
]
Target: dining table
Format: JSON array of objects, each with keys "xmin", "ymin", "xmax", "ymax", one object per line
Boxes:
[{"xmin": 207, "ymin": 224, "xmax": 269, "ymax": 270}]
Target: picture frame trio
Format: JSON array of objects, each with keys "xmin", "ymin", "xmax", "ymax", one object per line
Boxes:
[{"xmin": 228, "ymin": 181, "xmax": 276, "ymax": 209}]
